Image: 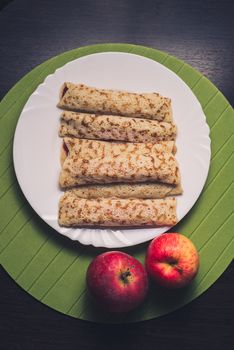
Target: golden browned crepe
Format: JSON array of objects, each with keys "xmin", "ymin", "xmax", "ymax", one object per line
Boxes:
[
  {"xmin": 65, "ymin": 183, "xmax": 182, "ymax": 199},
  {"xmin": 60, "ymin": 137, "xmax": 176, "ymax": 163},
  {"xmin": 58, "ymin": 83, "xmax": 173, "ymax": 122},
  {"xmin": 59, "ymin": 111, "xmax": 177, "ymax": 143},
  {"xmin": 58, "ymin": 195, "xmax": 177, "ymax": 227},
  {"xmin": 60, "ymin": 140, "xmax": 177, "ymax": 167},
  {"xmin": 59, "ymin": 138, "xmax": 180, "ymax": 188}
]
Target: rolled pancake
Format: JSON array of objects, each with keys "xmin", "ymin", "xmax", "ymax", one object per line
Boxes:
[
  {"xmin": 58, "ymin": 195, "xmax": 177, "ymax": 227},
  {"xmin": 60, "ymin": 138, "xmax": 177, "ymax": 167},
  {"xmin": 59, "ymin": 138, "xmax": 180, "ymax": 188},
  {"xmin": 58, "ymin": 82, "xmax": 172, "ymax": 122},
  {"xmin": 66, "ymin": 183, "xmax": 183, "ymax": 199},
  {"xmin": 59, "ymin": 111, "xmax": 177, "ymax": 142},
  {"xmin": 61, "ymin": 137, "xmax": 176, "ymax": 162}
]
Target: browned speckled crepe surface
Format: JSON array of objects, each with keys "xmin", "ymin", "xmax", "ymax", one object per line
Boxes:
[
  {"xmin": 58, "ymin": 82, "xmax": 173, "ymax": 122},
  {"xmin": 59, "ymin": 111, "xmax": 176, "ymax": 142},
  {"xmin": 59, "ymin": 138, "xmax": 180, "ymax": 188},
  {"xmin": 59, "ymin": 195, "xmax": 177, "ymax": 227}
]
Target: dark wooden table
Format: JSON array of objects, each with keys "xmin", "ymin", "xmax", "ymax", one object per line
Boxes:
[{"xmin": 0, "ymin": 0, "xmax": 233, "ymax": 349}]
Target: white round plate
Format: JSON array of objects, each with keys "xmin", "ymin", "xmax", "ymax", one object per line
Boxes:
[{"xmin": 13, "ymin": 52, "xmax": 211, "ymax": 248}]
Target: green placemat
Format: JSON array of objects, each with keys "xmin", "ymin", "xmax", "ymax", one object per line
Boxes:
[{"xmin": 0, "ymin": 44, "xmax": 233, "ymax": 323}]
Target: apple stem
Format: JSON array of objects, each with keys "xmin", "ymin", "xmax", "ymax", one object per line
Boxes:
[
  {"xmin": 176, "ymin": 266, "xmax": 183, "ymax": 274},
  {"xmin": 120, "ymin": 270, "xmax": 131, "ymax": 284}
]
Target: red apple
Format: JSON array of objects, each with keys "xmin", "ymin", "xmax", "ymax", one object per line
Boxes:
[
  {"xmin": 86, "ymin": 251, "xmax": 148, "ymax": 313},
  {"xmin": 146, "ymin": 233, "xmax": 199, "ymax": 288}
]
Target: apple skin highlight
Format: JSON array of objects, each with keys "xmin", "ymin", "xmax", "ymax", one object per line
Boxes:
[
  {"xmin": 87, "ymin": 251, "xmax": 148, "ymax": 313},
  {"xmin": 145, "ymin": 233, "xmax": 199, "ymax": 288}
]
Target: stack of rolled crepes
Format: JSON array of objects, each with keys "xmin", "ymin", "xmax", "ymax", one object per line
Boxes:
[{"xmin": 57, "ymin": 83, "xmax": 182, "ymax": 227}]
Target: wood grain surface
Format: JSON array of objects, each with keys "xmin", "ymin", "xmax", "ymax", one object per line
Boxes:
[{"xmin": 0, "ymin": 0, "xmax": 233, "ymax": 349}]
